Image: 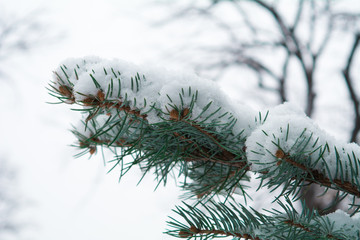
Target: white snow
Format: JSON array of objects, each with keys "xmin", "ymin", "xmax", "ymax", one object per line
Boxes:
[
  {"xmin": 325, "ymin": 210, "xmax": 360, "ymax": 238},
  {"xmin": 54, "ymin": 57, "xmax": 360, "ymax": 188},
  {"xmin": 53, "ymin": 56, "xmax": 256, "ymax": 136},
  {"xmin": 246, "ymin": 102, "xmax": 360, "ymax": 183}
]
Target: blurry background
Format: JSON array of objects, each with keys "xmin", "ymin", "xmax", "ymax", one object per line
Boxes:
[{"xmin": 0, "ymin": 0, "xmax": 359, "ymax": 239}]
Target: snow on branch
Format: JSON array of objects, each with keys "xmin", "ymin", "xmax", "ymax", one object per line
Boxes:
[
  {"xmin": 49, "ymin": 57, "xmax": 360, "ymax": 199},
  {"xmin": 49, "ymin": 57, "xmax": 255, "ymax": 193},
  {"xmin": 49, "ymin": 56, "xmax": 254, "ymax": 130},
  {"xmin": 167, "ymin": 199, "xmax": 360, "ymax": 240},
  {"xmin": 246, "ymin": 103, "xmax": 360, "ymax": 198},
  {"xmin": 49, "ymin": 57, "xmax": 360, "ymax": 237}
]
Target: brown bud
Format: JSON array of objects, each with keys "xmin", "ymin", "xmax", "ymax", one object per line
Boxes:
[
  {"xmin": 89, "ymin": 147, "xmax": 96, "ymax": 155},
  {"xmin": 82, "ymin": 97, "xmax": 98, "ymax": 106},
  {"xmin": 189, "ymin": 226, "xmax": 200, "ymax": 233},
  {"xmin": 169, "ymin": 109, "xmax": 179, "ymax": 120},
  {"xmin": 97, "ymin": 90, "xmax": 105, "ymax": 101},
  {"xmin": 58, "ymin": 85, "xmax": 73, "ymax": 98},
  {"xmin": 116, "ymin": 139, "xmax": 126, "ymax": 146},
  {"xmin": 178, "ymin": 231, "xmax": 193, "ymax": 238},
  {"xmin": 120, "ymin": 105, "xmax": 131, "ymax": 112},
  {"xmin": 275, "ymin": 149, "xmax": 285, "ymax": 159},
  {"xmin": 181, "ymin": 108, "xmax": 190, "ymax": 118},
  {"xmin": 243, "ymin": 234, "xmax": 250, "ymax": 239}
]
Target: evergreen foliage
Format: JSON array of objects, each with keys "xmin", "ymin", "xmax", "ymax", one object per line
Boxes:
[{"xmin": 48, "ymin": 57, "xmax": 360, "ymax": 239}]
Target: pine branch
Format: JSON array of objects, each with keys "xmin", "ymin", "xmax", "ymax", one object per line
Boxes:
[
  {"xmin": 48, "ymin": 57, "xmax": 360, "ymax": 239},
  {"xmin": 167, "ymin": 199, "xmax": 358, "ymax": 240},
  {"xmin": 275, "ymin": 149, "xmax": 360, "ymax": 197},
  {"xmin": 49, "ymin": 59, "xmax": 252, "ymax": 198},
  {"xmin": 178, "ymin": 227, "xmax": 260, "ymax": 240},
  {"xmin": 246, "ymin": 107, "xmax": 360, "ymax": 201},
  {"xmin": 49, "ymin": 57, "xmax": 360, "ymax": 201},
  {"xmin": 169, "ymin": 108, "xmax": 248, "ymax": 169},
  {"xmin": 167, "ymin": 201, "xmax": 266, "ymax": 240}
]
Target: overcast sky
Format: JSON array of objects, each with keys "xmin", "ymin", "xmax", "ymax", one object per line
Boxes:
[
  {"xmin": 1, "ymin": 1, "xmax": 186, "ymax": 240},
  {"xmin": 1, "ymin": 0, "xmax": 360, "ymax": 240}
]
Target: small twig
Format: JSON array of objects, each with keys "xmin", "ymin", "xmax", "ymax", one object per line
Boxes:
[
  {"xmin": 179, "ymin": 226, "xmax": 261, "ymax": 240},
  {"xmin": 283, "ymin": 220, "xmax": 311, "ymax": 232},
  {"xmin": 342, "ymin": 34, "xmax": 360, "ymax": 143},
  {"xmin": 314, "ymin": 1, "xmax": 333, "ymax": 58},
  {"xmin": 276, "ymin": 149, "xmax": 360, "ymax": 197},
  {"xmin": 254, "ymin": 0, "xmax": 316, "ymax": 116},
  {"xmin": 284, "ymin": 219, "xmax": 338, "ymax": 239},
  {"xmin": 291, "ymin": 0, "xmax": 304, "ymax": 32},
  {"xmin": 54, "ymin": 86, "xmax": 148, "ymax": 120},
  {"xmin": 279, "ymin": 50, "xmax": 291, "ymax": 103},
  {"xmin": 169, "ymin": 108, "xmax": 247, "ymax": 168},
  {"xmin": 232, "ymin": 1, "xmax": 257, "ymax": 35}
]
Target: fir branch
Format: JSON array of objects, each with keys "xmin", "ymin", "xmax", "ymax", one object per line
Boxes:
[
  {"xmin": 178, "ymin": 227, "xmax": 260, "ymax": 239},
  {"xmin": 168, "ymin": 108, "xmax": 248, "ymax": 174},
  {"xmin": 184, "ymin": 156, "xmax": 246, "ymax": 170},
  {"xmin": 51, "ymin": 84, "xmax": 148, "ymax": 121},
  {"xmin": 276, "ymin": 149, "xmax": 360, "ymax": 197},
  {"xmin": 167, "ymin": 199, "xmax": 356, "ymax": 240},
  {"xmin": 283, "ymin": 219, "xmax": 311, "ymax": 233},
  {"xmin": 49, "ymin": 58, "xmax": 360, "ymax": 201},
  {"xmin": 170, "ymin": 108, "xmax": 241, "ymax": 162},
  {"xmin": 63, "ymin": 90, "xmax": 248, "ymax": 199},
  {"xmin": 48, "ymin": 58, "xmax": 360, "ymax": 240},
  {"xmin": 167, "ymin": 201, "xmax": 265, "ymax": 240},
  {"xmin": 182, "ymin": 163, "xmax": 249, "ymax": 200},
  {"xmin": 247, "ymin": 113, "xmax": 360, "ymax": 201}
]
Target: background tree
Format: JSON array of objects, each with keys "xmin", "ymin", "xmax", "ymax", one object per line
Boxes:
[
  {"xmin": 0, "ymin": 7, "xmax": 54, "ymax": 238},
  {"xmin": 155, "ymin": 0, "xmax": 360, "ymax": 214},
  {"xmin": 0, "ymin": 8, "xmax": 55, "ymax": 85},
  {"xmin": 0, "ymin": 159, "xmax": 19, "ymax": 239}
]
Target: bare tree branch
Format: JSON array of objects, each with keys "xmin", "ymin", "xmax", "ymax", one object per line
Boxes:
[
  {"xmin": 291, "ymin": 0, "xmax": 304, "ymax": 32},
  {"xmin": 232, "ymin": 1, "xmax": 258, "ymax": 35},
  {"xmin": 0, "ymin": 159, "xmax": 20, "ymax": 238},
  {"xmin": 314, "ymin": 1, "xmax": 333, "ymax": 58},
  {"xmin": 343, "ymin": 34, "xmax": 360, "ymax": 143},
  {"xmin": 279, "ymin": 50, "xmax": 291, "ymax": 103},
  {"xmin": 253, "ymin": 0, "xmax": 318, "ymax": 116}
]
